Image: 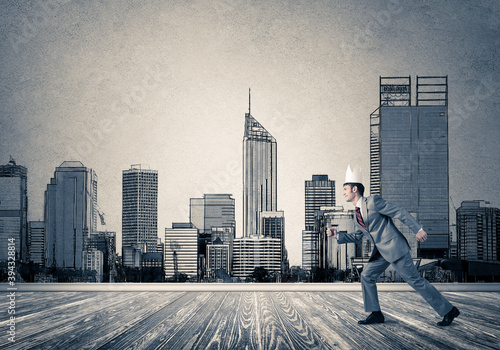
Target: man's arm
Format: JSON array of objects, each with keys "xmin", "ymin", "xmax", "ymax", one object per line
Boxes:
[
  {"xmin": 326, "ymin": 227, "xmax": 363, "ymax": 244},
  {"xmin": 373, "ymin": 195, "xmax": 426, "ymax": 240}
]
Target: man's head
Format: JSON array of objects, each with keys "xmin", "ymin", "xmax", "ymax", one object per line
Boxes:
[{"xmin": 343, "ymin": 182, "xmax": 364, "ymax": 203}]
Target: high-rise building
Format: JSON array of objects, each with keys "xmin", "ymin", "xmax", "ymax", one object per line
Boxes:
[
  {"xmin": 240, "ymin": 93, "xmax": 286, "ymax": 276},
  {"xmin": 306, "ymin": 207, "xmax": 364, "ymax": 271},
  {"xmin": 0, "ymin": 158, "xmax": 28, "ymax": 262},
  {"xmin": 29, "ymin": 221, "xmax": 44, "ymax": 266},
  {"xmin": 232, "ymin": 236, "xmax": 281, "ymax": 279},
  {"xmin": 89, "ymin": 231, "xmax": 116, "ymax": 282},
  {"xmin": 322, "ymin": 208, "xmax": 360, "ymax": 270},
  {"xmin": 302, "ymin": 230, "xmax": 318, "ymax": 271},
  {"xmin": 449, "ymin": 225, "xmax": 458, "ymax": 259},
  {"xmin": 305, "ymin": 175, "xmax": 335, "ymax": 231},
  {"xmin": 370, "ymin": 76, "xmax": 449, "ymax": 258},
  {"xmin": 190, "ymin": 194, "xmax": 235, "ymax": 260},
  {"xmin": 190, "ymin": 194, "xmax": 236, "ymax": 233},
  {"xmin": 243, "ymin": 103, "xmax": 277, "ymax": 237},
  {"xmin": 258, "ymin": 210, "xmax": 285, "ymax": 259},
  {"xmin": 44, "ymin": 161, "xmax": 97, "ymax": 269},
  {"xmin": 122, "ymin": 165, "xmax": 158, "ymax": 253},
  {"xmin": 457, "ymin": 200, "xmax": 499, "ymax": 262},
  {"xmin": 83, "ymin": 249, "xmax": 104, "ymax": 282},
  {"xmin": 206, "ymin": 237, "xmax": 231, "ymax": 279},
  {"xmin": 208, "ymin": 226, "xmax": 235, "ymax": 275},
  {"xmin": 302, "ymin": 175, "xmax": 335, "ymax": 270},
  {"xmin": 164, "ymin": 223, "xmax": 198, "ymax": 280}
]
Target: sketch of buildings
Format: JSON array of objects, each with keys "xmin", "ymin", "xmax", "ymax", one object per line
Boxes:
[
  {"xmin": 370, "ymin": 76, "xmax": 449, "ymax": 258},
  {"xmin": 44, "ymin": 161, "xmax": 98, "ymax": 269}
]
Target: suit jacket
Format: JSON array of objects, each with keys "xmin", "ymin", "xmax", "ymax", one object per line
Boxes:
[{"xmin": 337, "ymin": 195, "xmax": 422, "ymax": 263}]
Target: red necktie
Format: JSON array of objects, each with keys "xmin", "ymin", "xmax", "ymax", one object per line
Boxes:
[{"xmin": 355, "ymin": 207, "xmax": 367, "ymax": 231}]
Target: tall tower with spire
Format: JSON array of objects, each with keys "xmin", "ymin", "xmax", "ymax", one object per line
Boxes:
[{"xmin": 243, "ymin": 90, "xmax": 277, "ymax": 237}]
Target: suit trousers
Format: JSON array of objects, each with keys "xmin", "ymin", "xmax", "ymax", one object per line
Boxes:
[{"xmin": 361, "ymin": 252, "xmax": 454, "ymax": 317}]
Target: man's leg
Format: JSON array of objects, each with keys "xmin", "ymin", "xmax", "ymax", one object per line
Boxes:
[
  {"xmin": 392, "ymin": 253, "xmax": 453, "ymax": 317},
  {"xmin": 361, "ymin": 254, "xmax": 390, "ymax": 312}
]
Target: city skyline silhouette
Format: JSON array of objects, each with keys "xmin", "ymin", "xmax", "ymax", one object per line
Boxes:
[{"xmin": 1, "ymin": 1, "xmax": 499, "ymax": 266}]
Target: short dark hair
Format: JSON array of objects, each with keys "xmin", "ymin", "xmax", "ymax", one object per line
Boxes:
[{"xmin": 343, "ymin": 182, "xmax": 365, "ymax": 196}]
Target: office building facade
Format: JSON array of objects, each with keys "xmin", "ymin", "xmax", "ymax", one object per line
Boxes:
[
  {"xmin": 89, "ymin": 231, "xmax": 116, "ymax": 282},
  {"xmin": 302, "ymin": 175, "xmax": 335, "ymax": 270},
  {"xmin": 122, "ymin": 245, "xmax": 144, "ymax": 268},
  {"xmin": 258, "ymin": 210, "xmax": 285, "ymax": 259},
  {"xmin": 206, "ymin": 237, "xmax": 231, "ymax": 278},
  {"xmin": 122, "ymin": 165, "xmax": 158, "ymax": 253},
  {"xmin": 211, "ymin": 226, "xmax": 235, "ymax": 244},
  {"xmin": 164, "ymin": 223, "xmax": 198, "ymax": 280},
  {"xmin": 29, "ymin": 221, "xmax": 45, "ymax": 266},
  {"xmin": 190, "ymin": 194, "xmax": 235, "ymax": 262},
  {"xmin": 0, "ymin": 159, "xmax": 28, "ymax": 262},
  {"xmin": 190, "ymin": 194, "xmax": 236, "ymax": 233},
  {"xmin": 83, "ymin": 249, "xmax": 104, "ymax": 282},
  {"xmin": 302, "ymin": 230, "xmax": 319, "ymax": 271},
  {"xmin": 232, "ymin": 236, "xmax": 281, "ymax": 279},
  {"xmin": 44, "ymin": 161, "xmax": 97, "ymax": 269},
  {"xmin": 305, "ymin": 175, "xmax": 335, "ymax": 231},
  {"xmin": 371, "ymin": 76, "xmax": 449, "ymax": 258},
  {"xmin": 311, "ymin": 207, "xmax": 364, "ymax": 270},
  {"xmin": 457, "ymin": 200, "xmax": 499, "ymax": 262}
]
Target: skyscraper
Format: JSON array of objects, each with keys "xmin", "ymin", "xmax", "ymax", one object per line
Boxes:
[
  {"xmin": 122, "ymin": 165, "xmax": 158, "ymax": 254},
  {"xmin": 243, "ymin": 99, "xmax": 277, "ymax": 237},
  {"xmin": 302, "ymin": 175, "xmax": 335, "ymax": 270},
  {"xmin": 457, "ymin": 200, "xmax": 499, "ymax": 262},
  {"xmin": 190, "ymin": 194, "xmax": 236, "ymax": 233},
  {"xmin": 0, "ymin": 158, "xmax": 28, "ymax": 262},
  {"xmin": 305, "ymin": 175, "xmax": 335, "ymax": 231},
  {"xmin": 370, "ymin": 76, "xmax": 449, "ymax": 258},
  {"xmin": 44, "ymin": 161, "xmax": 97, "ymax": 269}
]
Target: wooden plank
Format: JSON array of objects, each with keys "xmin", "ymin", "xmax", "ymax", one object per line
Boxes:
[
  {"xmin": 286, "ymin": 291, "xmax": 396, "ymax": 349},
  {"xmin": 267, "ymin": 291, "xmax": 333, "ymax": 349},
  {"xmin": 98, "ymin": 291, "xmax": 224, "ymax": 349},
  {"xmin": 253, "ymin": 291, "xmax": 299, "ymax": 349},
  {"xmin": 373, "ymin": 291, "xmax": 500, "ymax": 349},
  {"xmin": 1, "ymin": 291, "xmax": 499, "ymax": 350},
  {"xmin": 15, "ymin": 291, "xmax": 92, "ymax": 315},
  {"xmin": 1, "ymin": 292, "xmax": 181, "ymax": 349},
  {"xmin": 66, "ymin": 291, "xmax": 185, "ymax": 350}
]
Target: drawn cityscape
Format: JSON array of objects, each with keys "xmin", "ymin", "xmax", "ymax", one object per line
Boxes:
[{"xmin": 1, "ymin": 77, "xmax": 499, "ymax": 284}]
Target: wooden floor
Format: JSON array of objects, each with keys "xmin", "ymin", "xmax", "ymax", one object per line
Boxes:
[{"xmin": 1, "ymin": 291, "xmax": 499, "ymax": 349}]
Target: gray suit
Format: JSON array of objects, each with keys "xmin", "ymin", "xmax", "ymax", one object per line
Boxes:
[{"xmin": 338, "ymin": 195, "xmax": 453, "ymax": 317}]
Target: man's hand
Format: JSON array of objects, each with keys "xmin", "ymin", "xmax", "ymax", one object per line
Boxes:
[
  {"xmin": 326, "ymin": 227, "xmax": 338, "ymax": 239},
  {"xmin": 416, "ymin": 229, "xmax": 428, "ymax": 242}
]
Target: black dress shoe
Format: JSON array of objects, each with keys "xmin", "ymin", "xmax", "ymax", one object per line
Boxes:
[
  {"xmin": 358, "ymin": 311, "xmax": 385, "ymax": 325},
  {"xmin": 437, "ymin": 306, "xmax": 460, "ymax": 326}
]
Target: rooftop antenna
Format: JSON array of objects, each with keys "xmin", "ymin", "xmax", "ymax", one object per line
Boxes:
[{"xmin": 248, "ymin": 88, "xmax": 251, "ymax": 115}]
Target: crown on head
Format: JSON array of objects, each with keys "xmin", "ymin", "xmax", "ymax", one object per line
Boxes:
[{"xmin": 345, "ymin": 164, "xmax": 362, "ymax": 183}]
